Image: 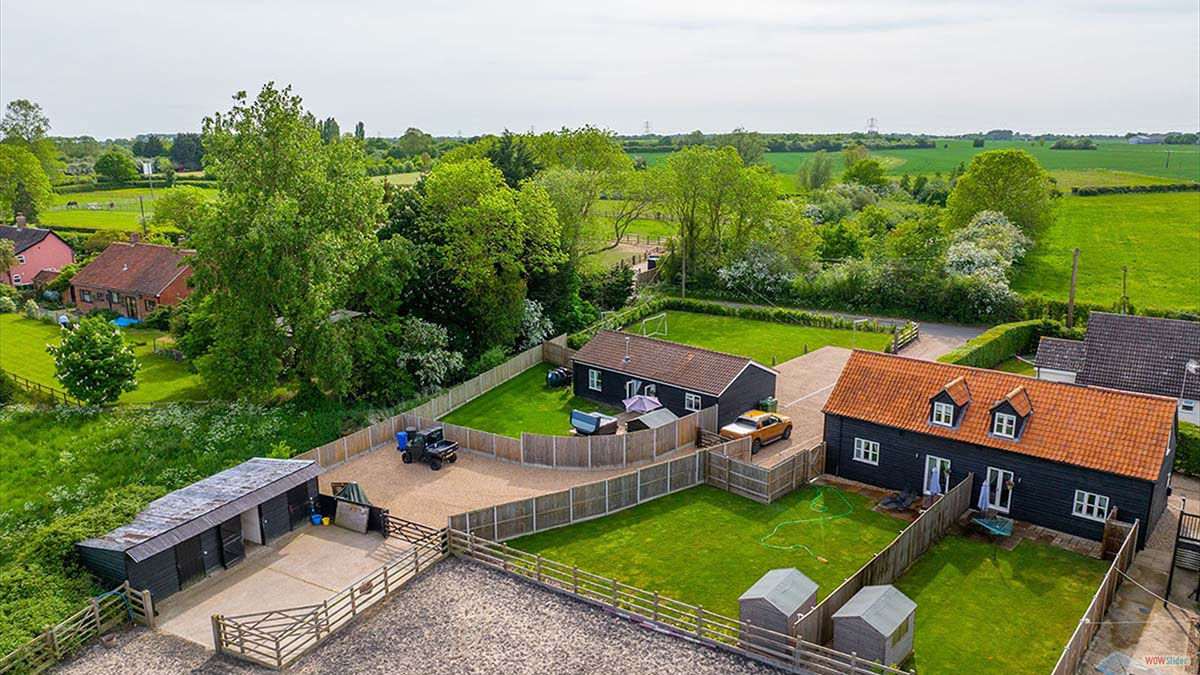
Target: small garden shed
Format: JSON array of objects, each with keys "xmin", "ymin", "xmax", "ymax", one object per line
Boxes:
[
  {"xmin": 831, "ymin": 585, "xmax": 915, "ymax": 667},
  {"xmin": 738, "ymin": 568, "xmax": 818, "ymax": 642},
  {"xmin": 625, "ymin": 408, "xmax": 678, "ymax": 433}
]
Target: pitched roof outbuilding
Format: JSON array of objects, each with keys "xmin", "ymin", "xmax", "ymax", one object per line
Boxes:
[
  {"xmin": 832, "ymin": 585, "xmax": 915, "ymax": 635},
  {"xmin": 572, "ymin": 330, "xmax": 773, "ymax": 396},
  {"xmin": 71, "ymin": 242, "xmax": 192, "ymax": 297},
  {"xmin": 1077, "ymin": 312, "xmax": 1200, "ymax": 400},
  {"xmin": 0, "ymin": 224, "xmax": 59, "ymax": 254},
  {"xmin": 1036, "ymin": 337, "xmax": 1087, "ymax": 373},
  {"xmin": 823, "ymin": 351, "xmax": 1177, "ymax": 481}
]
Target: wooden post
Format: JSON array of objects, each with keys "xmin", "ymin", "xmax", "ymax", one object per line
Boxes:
[
  {"xmin": 1067, "ymin": 247, "xmax": 1080, "ymax": 328},
  {"xmin": 536, "ymin": 555, "xmax": 543, "ymax": 582},
  {"xmin": 573, "ymin": 566, "xmax": 579, "ymax": 594},
  {"xmin": 90, "ymin": 598, "xmax": 102, "ymax": 631},
  {"xmin": 44, "ymin": 625, "xmax": 59, "ymax": 659},
  {"xmin": 611, "ymin": 578, "xmax": 618, "ymax": 607},
  {"xmin": 850, "ymin": 651, "xmax": 859, "ymax": 673},
  {"xmin": 652, "ymin": 591, "xmax": 659, "ymax": 622},
  {"xmin": 695, "ymin": 605, "xmax": 704, "ymax": 637},
  {"xmin": 211, "ymin": 616, "xmax": 223, "ymax": 655},
  {"xmin": 140, "ymin": 589, "xmax": 155, "ymax": 627}
]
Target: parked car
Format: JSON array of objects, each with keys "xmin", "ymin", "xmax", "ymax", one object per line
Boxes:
[
  {"xmin": 401, "ymin": 426, "xmax": 459, "ymax": 471},
  {"xmin": 719, "ymin": 411, "xmax": 792, "ymax": 454}
]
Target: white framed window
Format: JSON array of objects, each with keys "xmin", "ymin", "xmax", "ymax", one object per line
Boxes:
[
  {"xmin": 931, "ymin": 401, "xmax": 955, "ymax": 427},
  {"xmin": 81, "ymin": 290, "xmax": 93, "ymax": 302},
  {"xmin": 853, "ymin": 438, "xmax": 879, "ymax": 466},
  {"xmin": 588, "ymin": 369, "xmax": 601, "ymax": 391},
  {"xmin": 992, "ymin": 412, "xmax": 1017, "ymax": 438},
  {"xmin": 11, "ymin": 274, "xmax": 20, "ymax": 283},
  {"xmin": 16, "ymin": 255, "xmax": 25, "ymax": 264},
  {"xmin": 924, "ymin": 455, "xmax": 951, "ymax": 494},
  {"xmin": 144, "ymin": 299, "xmax": 156, "ymax": 311},
  {"xmin": 625, "ymin": 380, "xmax": 639, "ymax": 398},
  {"xmin": 684, "ymin": 392, "xmax": 701, "ymax": 412},
  {"xmin": 986, "ymin": 467, "xmax": 1014, "ymax": 513},
  {"xmin": 1182, "ymin": 399, "xmax": 1197, "ymax": 413},
  {"xmin": 643, "ymin": 384, "xmax": 656, "ymax": 398},
  {"xmin": 1072, "ymin": 490, "xmax": 1109, "ymax": 522}
]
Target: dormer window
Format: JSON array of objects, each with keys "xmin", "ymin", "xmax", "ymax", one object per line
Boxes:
[
  {"xmin": 932, "ymin": 401, "xmax": 955, "ymax": 427},
  {"xmin": 992, "ymin": 412, "xmax": 1017, "ymax": 438}
]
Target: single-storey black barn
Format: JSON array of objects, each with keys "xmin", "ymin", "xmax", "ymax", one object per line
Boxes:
[
  {"xmin": 77, "ymin": 458, "xmax": 319, "ymax": 601},
  {"xmin": 572, "ymin": 330, "xmax": 776, "ymax": 427},
  {"xmin": 823, "ymin": 351, "xmax": 1177, "ymax": 548}
]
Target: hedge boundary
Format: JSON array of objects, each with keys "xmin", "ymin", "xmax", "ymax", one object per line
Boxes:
[
  {"xmin": 1071, "ymin": 183, "xmax": 1199, "ymax": 197},
  {"xmin": 1178, "ymin": 422, "xmax": 1200, "ymax": 477},
  {"xmin": 937, "ymin": 319, "xmax": 1081, "ymax": 369},
  {"xmin": 567, "ymin": 296, "xmax": 899, "ymax": 350}
]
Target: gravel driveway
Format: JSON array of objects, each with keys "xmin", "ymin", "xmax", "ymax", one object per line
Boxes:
[{"xmin": 57, "ymin": 559, "xmax": 778, "ymax": 675}]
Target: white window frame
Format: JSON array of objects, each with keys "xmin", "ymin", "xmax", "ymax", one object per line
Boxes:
[
  {"xmin": 853, "ymin": 438, "xmax": 880, "ymax": 466},
  {"xmin": 11, "ymin": 274, "xmax": 20, "ymax": 284},
  {"xmin": 931, "ymin": 401, "xmax": 955, "ymax": 427},
  {"xmin": 1072, "ymin": 490, "xmax": 1109, "ymax": 522},
  {"xmin": 986, "ymin": 467, "xmax": 1014, "ymax": 513},
  {"xmin": 684, "ymin": 392, "xmax": 701, "ymax": 412},
  {"xmin": 992, "ymin": 412, "xmax": 1017, "ymax": 438},
  {"xmin": 1182, "ymin": 399, "xmax": 1197, "ymax": 413},
  {"xmin": 643, "ymin": 384, "xmax": 657, "ymax": 398},
  {"xmin": 923, "ymin": 455, "xmax": 951, "ymax": 494},
  {"xmin": 625, "ymin": 380, "xmax": 639, "ymax": 398},
  {"xmin": 81, "ymin": 289, "xmax": 92, "ymax": 302},
  {"xmin": 588, "ymin": 369, "xmax": 601, "ymax": 391},
  {"xmin": 16, "ymin": 255, "xmax": 25, "ymax": 264}
]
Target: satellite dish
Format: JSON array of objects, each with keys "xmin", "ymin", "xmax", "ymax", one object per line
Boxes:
[{"xmin": 1187, "ymin": 359, "xmax": 1200, "ymax": 375}]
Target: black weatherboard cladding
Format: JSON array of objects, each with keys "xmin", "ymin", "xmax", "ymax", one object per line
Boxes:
[
  {"xmin": 259, "ymin": 493, "xmax": 291, "ymax": 543},
  {"xmin": 219, "ymin": 517, "xmax": 244, "ymax": 568},
  {"xmin": 718, "ymin": 364, "xmax": 777, "ymax": 425},
  {"xmin": 126, "ymin": 547, "xmax": 180, "ymax": 600},
  {"xmin": 824, "ymin": 414, "xmax": 1161, "ymax": 548},
  {"xmin": 75, "ymin": 546, "xmax": 126, "ymax": 589},
  {"xmin": 200, "ymin": 526, "xmax": 222, "ymax": 573},
  {"xmin": 174, "ymin": 535, "xmax": 205, "ymax": 588}
]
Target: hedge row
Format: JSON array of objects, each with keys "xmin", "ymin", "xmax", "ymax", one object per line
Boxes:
[
  {"xmin": 1071, "ymin": 183, "xmax": 1199, "ymax": 196},
  {"xmin": 1178, "ymin": 422, "xmax": 1200, "ymax": 477},
  {"xmin": 937, "ymin": 319, "xmax": 1081, "ymax": 369},
  {"xmin": 567, "ymin": 296, "xmax": 898, "ymax": 350}
]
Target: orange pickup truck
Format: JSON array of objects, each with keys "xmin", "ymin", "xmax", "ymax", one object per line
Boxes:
[{"xmin": 719, "ymin": 410, "xmax": 792, "ymax": 454}]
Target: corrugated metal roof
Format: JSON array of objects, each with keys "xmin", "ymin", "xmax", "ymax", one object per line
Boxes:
[
  {"xmin": 79, "ymin": 458, "xmax": 319, "ymax": 562},
  {"xmin": 831, "ymin": 585, "xmax": 915, "ymax": 634},
  {"xmin": 739, "ymin": 568, "xmax": 818, "ymax": 614}
]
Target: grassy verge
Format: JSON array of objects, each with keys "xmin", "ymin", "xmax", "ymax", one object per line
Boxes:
[
  {"xmin": 511, "ymin": 484, "xmax": 906, "ymax": 617},
  {"xmin": 0, "ymin": 314, "xmax": 209, "ymax": 402},
  {"xmin": 893, "ymin": 536, "xmax": 1108, "ymax": 674},
  {"xmin": 992, "ymin": 355, "xmax": 1035, "ymax": 376},
  {"xmin": 625, "ymin": 310, "xmax": 892, "ymax": 365},
  {"xmin": 440, "ymin": 363, "xmax": 620, "ymax": 437}
]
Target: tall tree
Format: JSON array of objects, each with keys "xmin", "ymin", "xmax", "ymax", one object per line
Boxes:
[
  {"xmin": 0, "ymin": 239, "xmax": 17, "ymax": 280},
  {"xmin": 1, "ymin": 99, "xmax": 61, "ymax": 180},
  {"xmin": 320, "ymin": 117, "xmax": 340, "ymax": 143},
  {"xmin": 485, "ymin": 130, "xmax": 542, "ymax": 188},
  {"xmin": 93, "ymin": 148, "xmax": 138, "ymax": 182},
  {"xmin": 717, "ymin": 127, "xmax": 766, "ymax": 165},
  {"xmin": 842, "ymin": 158, "xmax": 889, "ymax": 188},
  {"xmin": 0, "ymin": 144, "xmax": 52, "ymax": 221},
  {"xmin": 191, "ymin": 83, "xmax": 381, "ymax": 399},
  {"xmin": 354, "ymin": 121, "xmax": 365, "ymax": 141},
  {"xmin": 394, "ymin": 127, "xmax": 435, "ymax": 157},
  {"xmin": 47, "ymin": 317, "xmax": 139, "ymax": 405},
  {"xmin": 945, "ymin": 149, "xmax": 1053, "ymax": 235},
  {"xmin": 169, "ymin": 132, "xmax": 204, "ymax": 170},
  {"xmin": 796, "ymin": 150, "xmax": 834, "ymax": 190}
]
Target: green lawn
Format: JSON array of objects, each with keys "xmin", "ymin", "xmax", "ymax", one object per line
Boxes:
[
  {"xmin": 625, "ymin": 310, "xmax": 892, "ymax": 366},
  {"xmin": 440, "ymin": 363, "xmax": 619, "ymax": 437},
  {"xmin": 511, "ymin": 484, "xmax": 906, "ymax": 617},
  {"xmin": 993, "ymin": 355, "xmax": 1035, "ymax": 376},
  {"xmin": 0, "ymin": 314, "xmax": 208, "ymax": 402},
  {"xmin": 41, "ymin": 186, "xmax": 203, "ymax": 232},
  {"xmin": 1012, "ymin": 192, "xmax": 1200, "ymax": 311},
  {"xmin": 1048, "ymin": 169, "xmax": 1183, "ymax": 190},
  {"xmin": 372, "ymin": 172, "xmax": 423, "ymax": 186},
  {"xmin": 894, "ymin": 536, "xmax": 1108, "ymax": 674}
]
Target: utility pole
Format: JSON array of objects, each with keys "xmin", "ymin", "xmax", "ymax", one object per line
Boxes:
[
  {"xmin": 138, "ymin": 196, "xmax": 147, "ymax": 236},
  {"xmin": 1067, "ymin": 247, "xmax": 1080, "ymax": 328},
  {"xmin": 680, "ymin": 225, "xmax": 687, "ymax": 299}
]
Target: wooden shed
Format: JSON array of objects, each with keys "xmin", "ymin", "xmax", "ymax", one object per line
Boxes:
[
  {"xmin": 77, "ymin": 458, "xmax": 319, "ymax": 603},
  {"xmin": 831, "ymin": 585, "xmax": 915, "ymax": 668},
  {"xmin": 625, "ymin": 408, "xmax": 678, "ymax": 433},
  {"xmin": 738, "ymin": 568, "xmax": 817, "ymax": 647}
]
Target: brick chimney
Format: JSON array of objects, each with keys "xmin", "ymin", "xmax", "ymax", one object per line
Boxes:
[
  {"xmin": 14, "ymin": 212, "xmax": 26, "ymax": 228},
  {"xmin": 129, "ymin": 233, "xmax": 140, "ymax": 244}
]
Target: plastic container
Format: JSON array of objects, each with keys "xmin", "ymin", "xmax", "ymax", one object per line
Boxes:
[
  {"xmin": 647, "ymin": 254, "xmax": 660, "ymax": 270},
  {"xmin": 310, "ymin": 513, "xmax": 323, "ymax": 526},
  {"xmin": 396, "ymin": 430, "xmax": 408, "ymax": 450},
  {"xmin": 321, "ymin": 516, "xmax": 330, "ymax": 526}
]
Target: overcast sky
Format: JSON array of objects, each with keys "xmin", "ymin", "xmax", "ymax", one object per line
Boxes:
[{"xmin": 3, "ymin": 0, "xmax": 1198, "ymax": 139}]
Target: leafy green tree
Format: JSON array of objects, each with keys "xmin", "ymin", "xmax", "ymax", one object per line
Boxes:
[
  {"xmin": 841, "ymin": 143, "xmax": 869, "ymax": 168},
  {"xmin": 394, "ymin": 127, "xmax": 435, "ymax": 157},
  {"xmin": 485, "ymin": 130, "xmax": 542, "ymax": 188},
  {"xmin": 47, "ymin": 317, "xmax": 139, "ymax": 405},
  {"xmin": 717, "ymin": 127, "xmax": 766, "ymax": 165},
  {"xmin": 93, "ymin": 148, "xmax": 138, "ymax": 182},
  {"xmin": 320, "ymin": 117, "xmax": 340, "ymax": 143},
  {"xmin": 680, "ymin": 130, "xmax": 707, "ymax": 147},
  {"xmin": 132, "ymin": 135, "xmax": 164, "ymax": 157},
  {"xmin": 842, "ymin": 158, "xmax": 888, "ymax": 188},
  {"xmin": 796, "ymin": 150, "xmax": 834, "ymax": 190},
  {"xmin": 354, "ymin": 121, "xmax": 365, "ymax": 141},
  {"xmin": 191, "ymin": 83, "xmax": 381, "ymax": 399},
  {"xmin": 0, "ymin": 144, "xmax": 51, "ymax": 221},
  {"xmin": 169, "ymin": 132, "xmax": 204, "ymax": 170},
  {"xmin": 150, "ymin": 186, "xmax": 214, "ymax": 232},
  {"xmin": 0, "ymin": 239, "xmax": 17, "ymax": 280},
  {"xmin": 817, "ymin": 221, "xmax": 864, "ymax": 260},
  {"xmin": 946, "ymin": 149, "xmax": 1053, "ymax": 234},
  {"xmin": 0, "ymin": 99, "xmax": 61, "ymax": 180}
]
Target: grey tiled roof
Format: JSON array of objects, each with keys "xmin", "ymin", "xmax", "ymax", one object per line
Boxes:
[
  {"xmin": 1035, "ymin": 337, "xmax": 1086, "ymax": 372},
  {"xmin": 573, "ymin": 330, "xmax": 773, "ymax": 396},
  {"xmin": 1076, "ymin": 312, "xmax": 1200, "ymax": 400}
]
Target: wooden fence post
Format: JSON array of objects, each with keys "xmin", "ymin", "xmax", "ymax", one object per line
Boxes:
[
  {"xmin": 140, "ymin": 589, "xmax": 155, "ymax": 627},
  {"xmin": 211, "ymin": 616, "xmax": 223, "ymax": 655},
  {"xmin": 44, "ymin": 625, "xmax": 59, "ymax": 659},
  {"xmin": 653, "ymin": 591, "xmax": 659, "ymax": 622},
  {"xmin": 611, "ymin": 578, "xmax": 618, "ymax": 607},
  {"xmin": 90, "ymin": 598, "xmax": 102, "ymax": 631},
  {"xmin": 573, "ymin": 566, "xmax": 579, "ymax": 594},
  {"xmin": 695, "ymin": 606, "xmax": 704, "ymax": 637}
]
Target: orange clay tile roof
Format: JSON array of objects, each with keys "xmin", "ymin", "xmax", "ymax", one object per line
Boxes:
[
  {"xmin": 823, "ymin": 351, "xmax": 1176, "ymax": 482},
  {"xmin": 1001, "ymin": 386, "xmax": 1034, "ymax": 416},
  {"xmin": 943, "ymin": 376, "xmax": 971, "ymax": 405}
]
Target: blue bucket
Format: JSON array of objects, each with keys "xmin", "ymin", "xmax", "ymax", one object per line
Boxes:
[{"xmin": 310, "ymin": 513, "xmax": 323, "ymax": 526}]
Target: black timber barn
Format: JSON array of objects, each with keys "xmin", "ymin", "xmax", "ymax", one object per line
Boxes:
[
  {"xmin": 77, "ymin": 458, "xmax": 319, "ymax": 601},
  {"xmin": 822, "ymin": 351, "xmax": 1177, "ymax": 549},
  {"xmin": 572, "ymin": 330, "xmax": 777, "ymax": 426}
]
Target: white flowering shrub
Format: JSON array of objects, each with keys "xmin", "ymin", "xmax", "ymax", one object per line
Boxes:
[{"xmin": 718, "ymin": 245, "xmax": 796, "ymax": 298}]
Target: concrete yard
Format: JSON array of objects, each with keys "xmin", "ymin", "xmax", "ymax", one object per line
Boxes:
[{"xmin": 58, "ymin": 559, "xmax": 776, "ymax": 675}]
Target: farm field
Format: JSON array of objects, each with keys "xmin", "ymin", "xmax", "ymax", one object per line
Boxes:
[
  {"xmin": 40, "ymin": 186, "xmax": 206, "ymax": 233},
  {"xmin": 894, "ymin": 536, "xmax": 1108, "ymax": 674},
  {"xmin": 1012, "ymin": 192, "xmax": 1200, "ymax": 311},
  {"xmin": 1047, "ymin": 169, "xmax": 1184, "ymax": 190},
  {"xmin": 624, "ymin": 310, "xmax": 892, "ymax": 366},
  {"xmin": 440, "ymin": 363, "xmax": 620, "ymax": 437},
  {"xmin": 0, "ymin": 314, "xmax": 208, "ymax": 402},
  {"xmin": 632, "ymin": 140, "xmax": 1200, "ymax": 183},
  {"xmin": 510, "ymin": 484, "xmax": 906, "ymax": 617},
  {"xmin": 372, "ymin": 172, "xmax": 423, "ymax": 186}
]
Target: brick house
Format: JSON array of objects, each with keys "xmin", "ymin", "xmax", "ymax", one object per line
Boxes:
[
  {"xmin": 71, "ymin": 237, "xmax": 194, "ymax": 320},
  {"xmin": 0, "ymin": 223, "xmax": 75, "ymax": 288}
]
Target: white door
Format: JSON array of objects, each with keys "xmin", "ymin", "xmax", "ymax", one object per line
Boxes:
[
  {"xmin": 625, "ymin": 380, "xmax": 640, "ymax": 398},
  {"xmin": 986, "ymin": 467, "xmax": 1014, "ymax": 513},
  {"xmin": 240, "ymin": 507, "xmax": 263, "ymax": 545},
  {"xmin": 923, "ymin": 455, "xmax": 951, "ymax": 494}
]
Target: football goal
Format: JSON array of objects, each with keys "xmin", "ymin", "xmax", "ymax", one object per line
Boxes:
[{"xmin": 639, "ymin": 312, "xmax": 668, "ymax": 338}]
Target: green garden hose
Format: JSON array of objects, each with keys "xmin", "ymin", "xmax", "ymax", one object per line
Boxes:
[{"xmin": 759, "ymin": 486, "xmax": 854, "ymax": 561}]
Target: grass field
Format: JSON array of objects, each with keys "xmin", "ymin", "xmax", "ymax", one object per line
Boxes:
[
  {"xmin": 511, "ymin": 484, "xmax": 906, "ymax": 617},
  {"xmin": 993, "ymin": 355, "xmax": 1036, "ymax": 376},
  {"xmin": 372, "ymin": 172, "xmax": 423, "ymax": 186},
  {"xmin": 894, "ymin": 536, "xmax": 1108, "ymax": 674},
  {"xmin": 41, "ymin": 186, "xmax": 199, "ymax": 232},
  {"xmin": 0, "ymin": 314, "xmax": 208, "ymax": 402},
  {"xmin": 633, "ymin": 140, "xmax": 1200, "ymax": 183},
  {"xmin": 1047, "ymin": 169, "xmax": 1183, "ymax": 190},
  {"xmin": 1012, "ymin": 192, "xmax": 1200, "ymax": 311},
  {"xmin": 440, "ymin": 363, "xmax": 620, "ymax": 437},
  {"xmin": 624, "ymin": 311, "xmax": 892, "ymax": 366}
]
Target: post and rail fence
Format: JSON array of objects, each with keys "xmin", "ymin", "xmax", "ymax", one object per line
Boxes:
[
  {"xmin": 1, "ymin": 368, "xmax": 83, "ymax": 407},
  {"xmin": 0, "ymin": 582, "xmax": 155, "ymax": 675},
  {"xmin": 705, "ymin": 443, "xmax": 825, "ymax": 504}
]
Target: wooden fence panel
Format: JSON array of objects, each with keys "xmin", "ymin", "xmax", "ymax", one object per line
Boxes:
[
  {"xmin": 554, "ymin": 436, "xmax": 589, "ymax": 468},
  {"xmin": 464, "ymin": 507, "xmax": 497, "ymax": 541},
  {"xmin": 571, "ymin": 481, "xmax": 608, "ymax": 520},
  {"xmin": 534, "ymin": 491, "xmax": 571, "ymax": 531},
  {"xmin": 495, "ymin": 500, "xmax": 535, "ymax": 541},
  {"xmin": 589, "ymin": 434, "xmax": 624, "ymax": 467},
  {"xmin": 625, "ymin": 429, "xmax": 654, "ymax": 464},
  {"xmin": 522, "ymin": 434, "xmax": 554, "ymax": 466},
  {"xmin": 442, "ymin": 423, "xmax": 470, "ymax": 451},
  {"xmin": 495, "ymin": 435, "xmax": 522, "ymax": 462},
  {"xmin": 676, "ymin": 413, "xmax": 698, "ymax": 448},
  {"xmin": 654, "ymin": 422, "xmax": 678, "ymax": 457},
  {"xmin": 668, "ymin": 455, "xmax": 696, "ymax": 491},
  {"xmin": 467, "ymin": 428, "xmax": 497, "ymax": 457},
  {"xmin": 639, "ymin": 463, "xmax": 669, "ymax": 500},
  {"xmin": 697, "ymin": 406, "xmax": 719, "ymax": 432},
  {"xmin": 607, "ymin": 473, "xmax": 638, "ymax": 511}
]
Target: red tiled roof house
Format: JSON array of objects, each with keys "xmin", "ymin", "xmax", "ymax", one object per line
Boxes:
[
  {"xmin": 0, "ymin": 224, "xmax": 75, "ymax": 288},
  {"xmin": 70, "ymin": 238, "xmax": 193, "ymax": 320},
  {"xmin": 823, "ymin": 351, "xmax": 1177, "ymax": 548}
]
